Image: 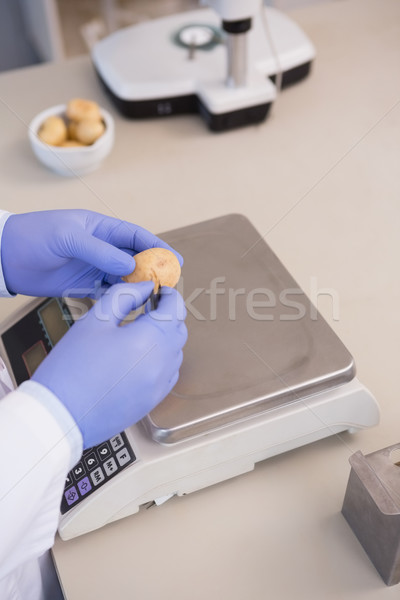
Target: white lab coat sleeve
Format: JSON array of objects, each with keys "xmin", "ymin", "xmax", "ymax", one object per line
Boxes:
[
  {"xmin": 0, "ymin": 208, "xmax": 83, "ymax": 598},
  {"xmin": 0, "ymin": 210, "xmax": 14, "ymax": 298},
  {"xmin": 0, "ymin": 380, "xmax": 83, "ymax": 581}
]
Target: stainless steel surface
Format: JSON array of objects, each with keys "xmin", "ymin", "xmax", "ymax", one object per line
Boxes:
[
  {"xmin": 342, "ymin": 445, "xmax": 400, "ymax": 586},
  {"xmin": 142, "ymin": 214, "xmax": 355, "ymax": 444},
  {"xmin": 226, "ymin": 32, "xmax": 247, "ymax": 88}
]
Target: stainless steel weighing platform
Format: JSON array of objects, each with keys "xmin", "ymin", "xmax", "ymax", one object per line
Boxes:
[{"xmin": 145, "ymin": 213, "xmax": 364, "ymax": 443}]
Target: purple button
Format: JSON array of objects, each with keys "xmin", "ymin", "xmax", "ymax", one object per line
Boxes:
[
  {"xmin": 77, "ymin": 476, "xmax": 92, "ymax": 496},
  {"xmin": 64, "ymin": 486, "xmax": 79, "ymax": 506}
]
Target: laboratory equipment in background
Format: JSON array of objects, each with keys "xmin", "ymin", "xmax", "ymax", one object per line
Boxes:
[
  {"xmin": 92, "ymin": 1, "xmax": 315, "ymax": 130},
  {"xmin": 0, "ymin": 215, "xmax": 379, "ymax": 540}
]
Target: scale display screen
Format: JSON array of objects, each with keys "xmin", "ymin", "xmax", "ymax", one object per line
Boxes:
[
  {"xmin": 22, "ymin": 340, "xmax": 48, "ymax": 377},
  {"xmin": 1, "ymin": 298, "xmax": 73, "ymax": 385},
  {"xmin": 38, "ymin": 299, "xmax": 70, "ymax": 346}
]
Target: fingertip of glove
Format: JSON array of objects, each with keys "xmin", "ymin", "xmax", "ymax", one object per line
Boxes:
[
  {"xmin": 108, "ymin": 280, "xmax": 154, "ymax": 296},
  {"xmin": 118, "ymin": 252, "xmax": 136, "ymax": 275},
  {"xmin": 175, "ymin": 251, "xmax": 184, "ymax": 267}
]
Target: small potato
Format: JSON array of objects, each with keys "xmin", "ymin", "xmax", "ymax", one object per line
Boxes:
[
  {"xmin": 74, "ymin": 119, "xmax": 105, "ymax": 145},
  {"xmin": 60, "ymin": 140, "xmax": 86, "ymax": 147},
  {"xmin": 38, "ymin": 115, "xmax": 67, "ymax": 146},
  {"xmin": 122, "ymin": 248, "xmax": 181, "ymax": 291},
  {"xmin": 67, "ymin": 98, "xmax": 102, "ymax": 122},
  {"xmin": 67, "ymin": 120, "xmax": 79, "ymax": 141}
]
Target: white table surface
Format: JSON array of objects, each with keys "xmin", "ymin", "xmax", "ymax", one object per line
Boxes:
[{"xmin": 0, "ymin": 0, "xmax": 400, "ymax": 597}]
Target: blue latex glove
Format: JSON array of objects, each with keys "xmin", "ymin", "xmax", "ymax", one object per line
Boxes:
[
  {"xmin": 1, "ymin": 209, "xmax": 182, "ymax": 297},
  {"xmin": 32, "ymin": 282, "xmax": 187, "ymax": 448}
]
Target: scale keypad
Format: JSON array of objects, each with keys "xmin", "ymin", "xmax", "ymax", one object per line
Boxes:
[{"xmin": 61, "ymin": 431, "xmax": 135, "ymax": 514}]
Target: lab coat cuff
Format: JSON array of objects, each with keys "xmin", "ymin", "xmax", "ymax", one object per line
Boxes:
[
  {"xmin": 19, "ymin": 380, "xmax": 83, "ymax": 469},
  {"xmin": 0, "ymin": 210, "xmax": 16, "ymax": 298}
]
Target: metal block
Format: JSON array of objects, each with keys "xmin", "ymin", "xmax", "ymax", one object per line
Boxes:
[{"xmin": 342, "ymin": 444, "xmax": 400, "ymax": 586}]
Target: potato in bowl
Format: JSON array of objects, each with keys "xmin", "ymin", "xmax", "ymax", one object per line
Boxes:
[{"xmin": 29, "ymin": 99, "xmax": 114, "ymax": 176}]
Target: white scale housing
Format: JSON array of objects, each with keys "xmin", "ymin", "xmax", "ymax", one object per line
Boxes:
[{"xmin": 0, "ymin": 215, "xmax": 380, "ymax": 540}]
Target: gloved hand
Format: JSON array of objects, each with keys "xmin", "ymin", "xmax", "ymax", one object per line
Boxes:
[
  {"xmin": 32, "ymin": 282, "xmax": 187, "ymax": 448},
  {"xmin": 1, "ymin": 209, "xmax": 182, "ymax": 297}
]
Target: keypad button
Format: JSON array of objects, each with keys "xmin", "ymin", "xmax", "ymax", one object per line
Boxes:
[
  {"xmin": 84, "ymin": 452, "xmax": 98, "ymax": 471},
  {"xmin": 103, "ymin": 457, "xmax": 117, "ymax": 476},
  {"xmin": 64, "ymin": 486, "xmax": 79, "ymax": 506},
  {"xmin": 116, "ymin": 447, "xmax": 132, "ymax": 467},
  {"xmin": 77, "ymin": 476, "xmax": 92, "ymax": 496},
  {"xmin": 61, "ymin": 431, "xmax": 136, "ymax": 515},
  {"xmin": 90, "ymin": 467, "xmax": 105, "ymax": 487},
  {"xmin": 97, "ymin": 442, "xmax": 111, "ymax": 461},
  {"xmin": 110, "ymin": 434, "xmax": 124, "ymax": 451},
  {"xmin": 72, "ymin": 462, "xmax": 85, "ymax": 481}
]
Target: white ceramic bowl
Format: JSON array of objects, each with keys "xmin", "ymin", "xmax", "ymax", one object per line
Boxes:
[{"xmin": 28, "ymin": 104, "xmax": 114, "ymax": 176}]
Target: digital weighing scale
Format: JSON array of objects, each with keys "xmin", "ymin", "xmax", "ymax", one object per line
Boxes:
[
  {"xmin": 92, "ymin": 5, "xmax": 315, "ymax": 131},
  {"xmin": 0, "ymin": 215, "xmax": 379, "ymax": 540}
]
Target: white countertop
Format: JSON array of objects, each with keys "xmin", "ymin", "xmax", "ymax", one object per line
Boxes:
[{"xmin": 1, "ymin": 0, "xmax": 400, "ymax": 597}]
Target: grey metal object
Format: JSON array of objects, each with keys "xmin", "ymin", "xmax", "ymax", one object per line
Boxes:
[
  {"xmin": 342, "ymin": 444, "xmax": 400, "ymax": 586},
  {"xmin": 143, "ymin": 214, "xmax": 355, "ymax": 444},
  {"xmin": 226, "ymin": 32, "xmax": 247, "ymax": 87}
]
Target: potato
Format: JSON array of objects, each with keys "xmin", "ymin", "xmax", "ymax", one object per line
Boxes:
[
  {"xmin": 66, "ymin": 98, "xmax": 102, "ymax": 122},
  {"xmin": 122, "ymin": 248, "xmax": 181, "ymax": 291},
  {"xmin": 67, "ymin": 120, "xmax": 79, "ymax": 141},
  {"xmin": 74, "ymin": 119, "xmax": 105, "ymax": 145},
  {"xmin": 60, "ymin": 140, "xmax": 86, "ymax": 147},
  {"xmin": 38, "ymin": 115, "xmax": 67, "ymax": 146}
]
